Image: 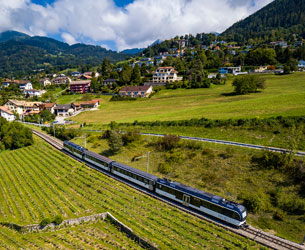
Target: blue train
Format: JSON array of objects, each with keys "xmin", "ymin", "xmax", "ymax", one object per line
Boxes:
[{"xmin": 64, "ymin": 140, "xmax": 247, "ymax": 227}]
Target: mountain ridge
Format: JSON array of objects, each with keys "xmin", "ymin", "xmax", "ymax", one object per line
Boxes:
[{"xmin": 220, "ymin": 0, "xmax": 305, "ymax": 42}]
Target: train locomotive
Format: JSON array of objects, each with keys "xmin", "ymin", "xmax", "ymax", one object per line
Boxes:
[{"xmin": 64, "ymin": 140, "xmax": 247, "ymax": 227}]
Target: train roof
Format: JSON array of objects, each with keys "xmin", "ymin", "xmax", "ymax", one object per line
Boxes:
[
  {"xmin": 84, "ymin": 149, "xmax": 114, "ymax": 164},
  {"xmin": 112, "ymin": 161, "xmax": 159, "ymax": 182},
  {"xmin": 157, "ymin": 178, "xmax": 246, "ymax": 213},
  {"xmin": 64, "ymin": 140, "xmax": 85, "ymax": 152}
]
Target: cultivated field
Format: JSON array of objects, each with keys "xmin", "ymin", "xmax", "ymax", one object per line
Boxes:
[
  {"xmin": 71, "ymin": 73, "xmax": 305, "ymax": 125},
  {"xmin": 0, "ymin": 137, "xmax": 263, "ymax": 249}
]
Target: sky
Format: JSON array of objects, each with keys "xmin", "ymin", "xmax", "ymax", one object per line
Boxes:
[{"xmin": 0, "ymin": 0, "xmax": 274, "ymax": 51}]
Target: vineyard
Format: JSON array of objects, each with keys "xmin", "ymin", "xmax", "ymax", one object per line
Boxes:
[{"xmin": 0, "ymin": 137, "xmax": 264, "ymax": 249}]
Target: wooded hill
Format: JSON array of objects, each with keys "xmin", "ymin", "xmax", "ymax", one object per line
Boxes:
[
  {"xmin": 0, "ymin": 31, "xmax": 127, "ymax": 77},
  {"xmin": 220, "ymin": 0, "xmax": 305, "ymax": 43}
]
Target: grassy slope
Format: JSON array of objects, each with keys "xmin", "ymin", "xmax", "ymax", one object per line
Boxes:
[
  {"xmin": 71, "ymin": 73, "xmax": 305, "ymax": 124},
  {"xmin": 0, "ymin": 137, "xmax": 262, "ymax": 249},
  {"xmin": 72, "ymin": 135, "xmax": 305, "ymax": 243}
]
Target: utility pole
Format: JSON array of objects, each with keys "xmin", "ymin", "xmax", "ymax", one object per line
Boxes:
[
  {"xmin": 135, "ymin": 152, "xmax": 150, "ymax": 173},
  {"xmin": 147, "ymin": 152, "xmax": 150, "ymax": 173}
]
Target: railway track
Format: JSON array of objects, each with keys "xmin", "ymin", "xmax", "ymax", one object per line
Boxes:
[{"xmin": 32, "ymin": 129, "xmax": 305, "ymax": 250}]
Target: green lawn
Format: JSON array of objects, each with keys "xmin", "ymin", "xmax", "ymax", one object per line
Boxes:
[
  {"xmin": 71, "ymin": 73, "xmax": 305, "ymax": 125},
  {"xmin": 0, "ymin": 137, "xmax": 263, "ymax": 249}
]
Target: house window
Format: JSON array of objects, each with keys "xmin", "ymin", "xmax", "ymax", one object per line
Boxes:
[{"xmin": 141, "ymin": 92, "xmax": 145, "ymax": 95}]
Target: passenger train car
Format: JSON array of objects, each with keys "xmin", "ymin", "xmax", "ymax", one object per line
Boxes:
[
  {"xmin": 155, "ymin": 178, "xmax": 247, "ymax": 226},
  {"xmin": 63, "ymin": 140, "xmax": 247, "ymax": 227}
]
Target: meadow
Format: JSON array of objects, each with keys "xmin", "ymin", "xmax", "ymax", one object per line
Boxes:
[
  {"xmin": 0, "ymin": 136, "xmax": 263, "ymax": 249},
  {"xmin": 71, "ymin": 73, "xmax": 305, "ymax": 124},
  {"xmin": 72, "ymin": 133, "xmax": 305, "ymax": 243}
]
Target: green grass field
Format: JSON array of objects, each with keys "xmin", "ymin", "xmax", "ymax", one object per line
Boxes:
[
  {"xmin": 71, "ymin": 73, "xmax": 305, "ymax": 125},
  {"xmin": 0, "ymin": 137, "xmax": 263, "ymax": 249},
  {"xmin": 72, "ymin": 134, "xmax": 305, "ymax": 243}
]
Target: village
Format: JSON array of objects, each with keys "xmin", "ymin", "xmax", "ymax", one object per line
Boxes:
[{"xmin": 1, "ymin": 37, "xmax": 305, "ymax": 124}]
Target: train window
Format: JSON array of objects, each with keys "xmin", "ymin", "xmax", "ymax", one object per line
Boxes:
[
  {"xmin": 158, "ymin": 184, "xmax": 162, "ymax": 189},
  {"xmin": 175, "ymin": 190, "xmax": 183, "ymax": 200},
  {"xmin": 191, "ymin": 197, "xmax": 201, "ymax": 207},
  {"xmin": 232, "ymin": 212, "xmax": 241, "ymax": 221}
]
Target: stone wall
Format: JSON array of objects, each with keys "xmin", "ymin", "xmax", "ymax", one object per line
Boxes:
[{"xmin": 2, "ymin": 212, "xmax": 159, "ymax": 250}]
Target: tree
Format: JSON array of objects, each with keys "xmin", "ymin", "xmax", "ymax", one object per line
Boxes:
[
  {"xmin": 120, "ymin": 63, "xmax": 132, "ymax": 84},
  {"xmin": 131, "ymin": 64, "xmax": 141, "ymax": 84},
  {"xmin": 232, "ymin": 75, "xmax": 265, "ymax": 94},
  {"xmin": 108, "ymin": 130, "xmax": 123, "ymax": 153}
]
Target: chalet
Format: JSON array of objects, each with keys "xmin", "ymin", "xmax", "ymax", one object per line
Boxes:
[
  {"xmin": 54, "ymin": 105, "xmax": 74, "ymax": 117},
  {"xmin": 52, "ymin": 76, "xmax": 71, "ymax": 85},
  {"xmin": 80, "ymin": 75, "xmax": 92, "ymax": 80},
  {"xmin": 40, "ymin": 79, "xmax": 52, "ymax": 87},
  {"xmin": 152, "ymin": 67, "xmax": 182, "ymax": 83},
  {"xmin": 119, "ymin": 85, "xmax": 153, "ymax": 98},
  {"xmin": 4, "ymin": 100, "xmax": 41, "ymax": 115},
  {"xmin": 70, "ymin": 80, "xmax": 91, "ymax": 93},
  {"xmin": 17, "ymin": 80, "xmax": 33, "ymax": 90},
  {"xmin": 43, "ymin": 103, "xmax": 57, "ymax": 114},
  {"xmin": 1, "ymin": 80, "xmax": 19, "ymax": 88},
  {"xmin": 0, "ymin": 106, "xmax": 15, "ymax": 122},
  {"xmin": 102, "ymin": 79, "xmax": 118, "ymax": 86},
  {"xmin": 24, "ymin": 89, "xmax": 46, "ymax": 97},
  {"xmin": 73, "ymin": 99, "xmax": 100, "ymax": 110}
]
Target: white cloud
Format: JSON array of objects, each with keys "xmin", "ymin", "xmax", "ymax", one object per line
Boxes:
[
  {"xmin": 61, "ymin": 32, "xmax": 77, "ymax": 45},
  {"xmin": 0, "ymin": 0, "xmax": 273, "ymax": 50}
]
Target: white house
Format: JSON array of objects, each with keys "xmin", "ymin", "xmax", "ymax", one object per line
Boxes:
[
  {"xmin": 54, "ymin": 104, "xmax": 74, "ymax": 117},
  {"xmin": 24, "ymin": 89, "xmax": 46, "ymax": 97},
  {"xmin": 152, "ymin": 67, "xmax": 182, "ymax": 83},
  {"xmin": 4, "ymin": 100, "xmax": 41, "ymax": 115},
  {"xmin": 0, "ymin": 106, "xmax": 15, "ymax": 121},
  {"xmin": 41, "ymin": 79, "xmax": 52, "ymax": 87},
  {"xmin": 18, "ymin": 81, "xmax": 33, "ymax": 90},
  {"xmin": 119, "ymin": 85, "xmax": 153, "ymax": 98}
]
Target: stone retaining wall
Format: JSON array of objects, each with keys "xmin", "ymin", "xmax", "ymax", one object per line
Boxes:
[{"xmin": 2, "ymin": 212, "xmax": 159, "ymax": 250}]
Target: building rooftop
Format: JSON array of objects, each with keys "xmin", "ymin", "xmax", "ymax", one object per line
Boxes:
[
  {"xmin": 0, "ymin": 106, "xmax": 14, "ymax": 115},
  {"xmin": 120, "ymin": 86, "xmax": 151, "ymax": 92},
  {"xmin": 70, "ymin": 80, "xmax": 91, "ymax": 85}
]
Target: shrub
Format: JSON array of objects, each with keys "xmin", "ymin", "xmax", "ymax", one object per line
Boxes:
[
  {"xmin": 238, "ymin": 190, "xmax": 270, "ymax": 214},
  {"xmin": 158, "ymin": 162, "xmax": 172, "ymax": 174},
  {"xmin": 122, "ymin": 129, "xmax": 141, "ymax": 145},
  {"xmin": 156, "ymin": 135, "xmax": 180, "ymax": 151},
  {"xmin": 40, "ymin": 218, "xmax": 51, "ymax": 227},
  {"xmin": 52, "ymin": 215, "xmax": 63, "ymax": 225},
  {"xmin": 232, "ymin": 75, "xmax": 265, "ymax": 95}
]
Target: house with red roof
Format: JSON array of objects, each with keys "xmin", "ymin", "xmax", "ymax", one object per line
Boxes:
[{"xmin": 0, "ymin": 106, "xmax": 15, "ymax": 122}]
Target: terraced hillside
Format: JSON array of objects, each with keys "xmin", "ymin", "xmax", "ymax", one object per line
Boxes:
[{"xmin": 0, "ymin": 137, "xmax": 264, "ymax": 249}]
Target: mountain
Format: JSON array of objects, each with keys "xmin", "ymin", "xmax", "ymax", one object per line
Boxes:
[
  {"xmin": 0, "ymin": 30, "xmax": 30, "ymax": 43},
  {"xmin": 220, "ymin": 0, "xmax": 305, "ymax": 43},
  {"xmin": 0, "ymin": 30, "xmax": 127, "ymax": 77},
  {"xmin": 121, "ymin": 48, "xmax": 144, "ymax": 54}
]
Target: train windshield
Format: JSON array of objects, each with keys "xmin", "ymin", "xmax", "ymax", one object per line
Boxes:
[{"xmin": 242, "ymin": 211, "xmax": 247, "ymax": 219}]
